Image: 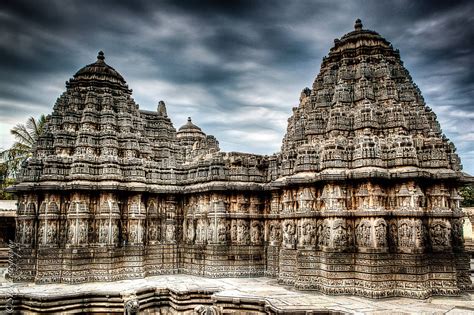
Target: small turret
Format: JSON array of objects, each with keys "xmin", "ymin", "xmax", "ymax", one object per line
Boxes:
[{"xmin": 157, "ymin": 100, "xmax": 168, "ymax": 117}]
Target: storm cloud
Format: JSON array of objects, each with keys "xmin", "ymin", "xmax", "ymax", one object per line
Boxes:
[{"xmin": 0, "ymin": 0, "xmax": 473, "ymax": 173}]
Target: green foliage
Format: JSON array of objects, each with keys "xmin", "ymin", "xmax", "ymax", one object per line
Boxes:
[
  {"xmin": 460, "ymin": 184, "xmax": 474, "ymax": 207},
  {"xmin": 0, "ymin": 115, "xmax": 46, "ymax": 199},
  {"xmin": 0, "ymin": 178, "xmax": 15, "ymax": 200},
  {"xmin": 0, "ymin": 163, "xmax": 15, "ymax": 199}
]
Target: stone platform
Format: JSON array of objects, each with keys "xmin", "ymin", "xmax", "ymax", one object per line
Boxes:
[{"xmin": 0, "ymin": 273, "xmax": 473, "ymax": 314}]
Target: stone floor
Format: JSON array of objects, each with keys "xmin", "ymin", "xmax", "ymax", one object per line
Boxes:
[{"xmin": 0, "ymin": 270, "xmax": 473, "ymax": 314}]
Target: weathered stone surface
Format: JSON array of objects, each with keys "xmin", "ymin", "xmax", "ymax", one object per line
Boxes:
[{"xmin": 8, "ymin": 19, "xmax": 472, "ymax": 299}]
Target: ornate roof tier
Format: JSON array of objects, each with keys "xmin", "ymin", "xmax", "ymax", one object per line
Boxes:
[
  {"xmin": 279, "ymin": 19, "xmax": 461, "ymax": 177},
  {"xmin": 66, "ymin": 51, "xmax": 131, "ymax": 93}
]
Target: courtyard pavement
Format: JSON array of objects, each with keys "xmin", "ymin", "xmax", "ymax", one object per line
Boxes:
[{"xmin": 0, "ymin": 270, "xmax": 473, "ymax": 314}]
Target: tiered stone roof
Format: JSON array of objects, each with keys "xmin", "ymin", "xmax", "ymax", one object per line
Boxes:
[{"xmin": 277, "ymin": 19, "xmax": 461, "ymax": 182}]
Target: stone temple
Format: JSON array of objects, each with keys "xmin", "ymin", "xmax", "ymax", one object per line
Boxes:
[{"xmin": 8, "ymin": 19, "xmax": 472, "ymax": 302}]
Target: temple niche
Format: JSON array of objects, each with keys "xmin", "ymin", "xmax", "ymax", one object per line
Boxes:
[{"xmin": 8, "ymin": 19, "xmax": 471, "ymax": 299}]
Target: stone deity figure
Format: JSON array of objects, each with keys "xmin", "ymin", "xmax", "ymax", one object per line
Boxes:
[
  {"xmin": 398, "ymin": 220, "xmax": 414, "ymax": 248},
  {"xmin": 283, "ymin": 221, "xmax": 296, "ymax": 249},
  {"xmin": 250, "ymin": 221, "xmax": 263, "ymax": 245},
  {"xmin": 217, "ymin": 220, "xmax": 227, "ymax": 243},
  {"xmin": 430, "ymin": 221, "xmax": 450, "ymax": 247},
  {"xmin": 269, "ymin": 223, "xmax": 281, "ymax": 246},
  {"xmin": 374, "ymin": 219, "xmax": 387, "ymax": 247},
  {"xmin": 68, "ymin": 222, "xmax": 76, "ymax": 244},
  {"xmin": 356, "ymin": 220, "xmax": 372, "ymax": 247},
  {"xmin": 46, "ymin": 222, "xmax": 57, "ymax": 244},
  {"xmin": 166, "ymin": 224, "xmax": 176, "ymax": 243},
  {"xmin": 332, "ymin": 219, "xmax": 348, "ymax": 248},
  {"xmin": 112, "ymin": 224, "xmax": 119, "ymax": 244},
  {"xmin": 237, "ymin": 220, "xmax": 250, "ymax": 245},
  {"xmin": 299, "ymin": 219, "xmax": 316, "ymax": 247},
  {"xmin": 186, "ymin": 220, "xmax": 195, "ymax": 244}
]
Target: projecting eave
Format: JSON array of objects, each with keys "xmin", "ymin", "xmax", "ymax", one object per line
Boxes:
[
  {"xmin": 269, "ymin": 166, "xmax": 464, "ymax": 188},
  {"xmin": 7, "ymin": 181, "xmax": 181, "ymax": 194},
  {"xmin": 460, "ymin": 172, "xmax": 474, "ymax": 183},
  {"xmin": 7, "ymin": 179, "xmax": 267, "ymax": 194}
]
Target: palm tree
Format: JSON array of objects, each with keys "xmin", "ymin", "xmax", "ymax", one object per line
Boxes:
[{"xmin": 0, "ymin": 115, "xmax": 46, "ymax": 179}]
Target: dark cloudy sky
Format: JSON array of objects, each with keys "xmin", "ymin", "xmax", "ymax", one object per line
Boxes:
[{"xmin": 1, "ymin": 0, "xmax": 473, "ymax": 174}]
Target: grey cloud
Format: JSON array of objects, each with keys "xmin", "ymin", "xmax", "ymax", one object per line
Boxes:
[{"xmin": 0, "ymin": 0, "xmax": 473, "ymax": 173}]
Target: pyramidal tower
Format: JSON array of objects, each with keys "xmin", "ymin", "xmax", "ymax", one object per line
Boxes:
[{"xmin": 9, "ymin": 20, "xmax": 470, "ymax": 299}]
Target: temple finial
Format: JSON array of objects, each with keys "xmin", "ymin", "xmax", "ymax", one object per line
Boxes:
[
  {"xmin": 187, "ymin": 117, "xmax": 192, "ymax": 122},
  {"xmin": 97, "ymin": 51, "xmax": 105, "ymax": 61},
  {"xmin": 355, "ymin": 18, "xmax": 363, "ymax": 31}
]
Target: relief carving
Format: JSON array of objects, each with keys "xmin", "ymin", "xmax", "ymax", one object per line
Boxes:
[
  {"xmin": 356, "ymin": 219, "xmax": 372, "ymax": 247},
  {"xmin": 269, "ymin": 222, "xmax": 281, "ymax": 246},
  {"xmin": 236, "ymin": 219, "xmax": 250, "ymax": 245},
  {"xmin": 250, "ymin": 220, "xmax": 263, "ymax": 245},
  {"xmin": 283, "ymin": 220, "xmax": 296, "ymax": 249},
  {"xmin": 430, "ymin": 219, "xmax": 451, "ymax": 250},
  {"xmin": 299, "ymin": 219, "xmax": 316, "ymax": 247},
  {"xmin": 374, "ymin": 219, "xmax": 387, "ymax": 248},
  {"xmin": 332, "ymin": 219, "xmax": 348, "ymax": 248}
]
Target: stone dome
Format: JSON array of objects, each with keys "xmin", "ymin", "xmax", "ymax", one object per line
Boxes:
[
  {"xmin": 176, "ymin": 117, "xmax": 206, "ymax": 147},
  {"xmin": 329, "ymin": 18, "xmax": 393, "ymax": 55},
  {"xmin": 66, "ymin": 51, "xmax": 130, "ymax": 92},
  {"xmin": 178, "ymin": 117, "xmax": 203, "ymax": 132}
]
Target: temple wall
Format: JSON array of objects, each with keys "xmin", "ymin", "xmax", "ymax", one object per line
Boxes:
[
  {"xmin": 264, "ymin": 180, "xmax": 469, "ymax": 298},
  {"xmin": 9, "ymin": 179, "xmax": 471, "ymax": 298},
  {"xmin": 180, "ymin": 191, "xmax": 266, "ymax": 277},
  {"xmin": 11, "ymin": 192, "xmax": 181, "ymax": 283}
]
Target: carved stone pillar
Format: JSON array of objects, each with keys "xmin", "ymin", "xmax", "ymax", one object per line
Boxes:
[
  {"xmin": 96, "ymin": 193, "xmax": 120, "ymax": 246},
  {"xmin": 66, "ymin": 193, "xmax": 90, "ymax": 247},
  {"xmin": 208, "ymin": 194, "xmax": 227, "ymax": 244},
  {"xmin": 184, "ymin": 218, "xmax": 195, "ymax": 244},
  {"xmin": 38, "ymin": 194, "xmax": 60, "ymax": 247},
  {"xmin": 164, "ymin": 196, "xmax": 177, "ymax": 244},
  {"xmin": 146, "ymin": 199, "xmax": 161, "ymax": 245},
  {"xmin": 270, "ymin": 191, "xmax": 280, "ymax": 214},
  {"xmin": 126, "ymin": 194, "xmax": 145, "ymax": 245},
  {"xmin": 16, "ymin": 194, "xmax": 37, "ymax": 246}
]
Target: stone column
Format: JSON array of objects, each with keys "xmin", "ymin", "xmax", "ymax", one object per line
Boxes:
[
  {"xmin": 126, "ymin": 194, "xmax": 145, "ymax": 245},
  {"xmin": 38, "ymin": 194, "xmax": 60, "ymax": 247},
  {"xmin": 146, "ymin": 198, "xmax": 161, "ymax": 245},
  {"xmin": 66, "ymin": 193, "xmax": 90, "ymax": 246},
  {"xmin": 96, "ymin": 193, "xmax": 120, "ymax": 246}
]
